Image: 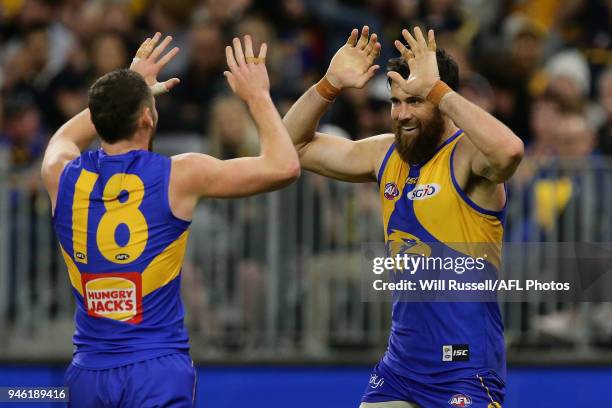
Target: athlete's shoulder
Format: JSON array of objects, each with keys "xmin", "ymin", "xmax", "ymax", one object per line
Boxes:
[{"xmin": 363, "ymin": 133, "xmax": 395, "ymax": 183}]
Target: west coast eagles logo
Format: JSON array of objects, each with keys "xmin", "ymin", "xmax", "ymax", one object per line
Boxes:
[
  {"xmin": 386, "ymin": 230, "xmax": 431, "ymax": 258},
  {"xmin": 383, "ymin": 182, "xmax": 400, "ymax": 200}
]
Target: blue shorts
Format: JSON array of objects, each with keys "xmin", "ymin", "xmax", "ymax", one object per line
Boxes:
[
  {"xmin": 361, "ymin": 360, "xmax": 504, "ymax": 407},
  {"xmin": 64, "ymin": 353, "xmax": 196, "ymax": 407}
]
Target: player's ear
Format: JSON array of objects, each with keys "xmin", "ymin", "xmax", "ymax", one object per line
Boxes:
[{"xmin": 141, "ymin": 106, "xmax": 154, "ymax": 129}]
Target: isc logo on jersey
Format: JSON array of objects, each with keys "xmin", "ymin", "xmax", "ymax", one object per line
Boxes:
[
  {"xmin": 407, "ymin": 183, "xmax": 440, "ymax": 200},
  {"xmin": 82, "ymin": 272, "xmax": 142, "ymax": 324},
  {"xmin": 449, "ymin": 394, "xmax": 472, "ymax": 407}
]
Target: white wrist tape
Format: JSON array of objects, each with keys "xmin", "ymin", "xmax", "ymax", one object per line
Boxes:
[{"xmin": 150, "ymin": 82, "xmax": 168, "ymax": 96}]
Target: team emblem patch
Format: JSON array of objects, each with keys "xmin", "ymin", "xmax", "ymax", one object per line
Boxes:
[
  {"xmin": 82, "ymin": 272, "xmax": 142, "ymax": 324},
  {"xmin": 449, "ymin": 393, "xmax": 472, "ymax": 407},
  {"xmin": 384, "ymin": 182, "xmax": 400, "ymax": 200},
  {"xmin": 407, "ymin": 183, "xmax": 440, "ymax": 200}
]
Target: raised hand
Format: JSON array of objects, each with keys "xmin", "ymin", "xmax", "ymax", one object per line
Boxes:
[
  {"xmin": 326, "ymin": 26, "xmax": 381, "ymax": 90},
  {"xmin": 130, "ymin": 32, "xmax": 180, "ymax": 95},
  {"xmin": 223, "ymin": 35, "xmax": 269, "ymax": 102},
  {"xmin": 387, "ymin": 27, "xmax": 439, "ymax": 98}
]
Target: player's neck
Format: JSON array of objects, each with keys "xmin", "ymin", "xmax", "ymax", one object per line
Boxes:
[
  {"xmin": 101, "ymin": 132, "xmax": 151, "ymax": 155},
  {"xmin": 438, "ymin": 119, "xmax": 460, "ymax": 147}
]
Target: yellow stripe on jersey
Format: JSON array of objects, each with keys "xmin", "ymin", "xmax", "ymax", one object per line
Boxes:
[
  {"xmin": 142, "ymin": 230, "xmax": 189, "ymax": 296},
  {"xmin": 60, "ymin": 245, "xmax": 83, "ymax": 296},
  {"xmin": 72, "ymin": 169, "xmax": 99, "ymax": 264}
]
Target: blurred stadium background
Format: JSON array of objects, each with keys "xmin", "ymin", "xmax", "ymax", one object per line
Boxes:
[{"xmin": 1, "ymin": 0, "xmax": 612, "ymax": 406}]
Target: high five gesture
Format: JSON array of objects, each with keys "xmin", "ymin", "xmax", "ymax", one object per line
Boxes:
[
  {"xmin": 325, "ymin": 26, "xmax": 381, "ymax": 90},
  {"xmin": 130, "ymin": 32, "xmax": 181, "ymax": 95},
  {"xmin": 387, "ymin": 27, "xmax": 440, "ymax": 99},
  {"xmin": 224, "ymin": 35, "xmax": 270, "ymax": 102}
]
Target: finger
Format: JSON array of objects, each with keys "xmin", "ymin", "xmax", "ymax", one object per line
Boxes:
[
  {"xmin": 136, "ymin": 37, "xmax": 151, "ymax": 58},
  {"xmin": 232, "ymin": 37, "xmax": 246, "ymax": 67},
  {"xmin": 401, "ymin": 28, "xmax": 418, "ymax": 52},
  {"xmin": 356, "ymin": 25, "xmax": 369, "ymax": 49},
  {"xmin": 150, "ymin": 35, "xmax": 173, "ymax": 61},
  {"xmin": 163, "ymin": 78, "xmax": 181, "ymax": 91},
  {"xmin": 223, "ymin": 71, "xmax": 236, "ymax": 92},
  {"xmin": 394, "ymin": 40, "xmax": 414, "ymax": 60},
  {"xmin": 226, "ymin": 45, "xmax": 238, "ymax": 71},
  {"xmin": 373, "ymin": 42, "xmax": 382, "ymax": 59},
  {"xmin": 257, "ymin": 42, "xmax": 267, "ymax": 60},
  {"xmin": 146, "ymin": 32, "xmax": 162, "ymax": 55},
  {"xmin": 156, "ymin": 46, "xmax": 180, "ymax": 69},
  {"xmin": 346, "ymin": 28, "xmax": 358, "ymax": 46},
  {"xmin": 357, "ymin": 65, "xmax": 380, "ymax": 87},
  {"xmin": 359, "ymin": 64, "xmax": 380, "ymax": 85},
  {"xmin": 364, "ymin": 33, "xmax": 377, "ymax": 54},
  {"xmin": 244, "ymin": 34, "xmax": 254, "ymax": 58},
  {"xmin": 387, "ymin": 71, "xmax": 405, "ymax": 85},
  {"xmin": 414, "ymin": 26, "xmax": 427, "ymax": 49},
  {"xmin": 139, "ymin": 37, "xmax": 151, "ymax": 52},
  {"xmin": 428, "ymin": 29, "xmax": 436, "ymax": 51}
]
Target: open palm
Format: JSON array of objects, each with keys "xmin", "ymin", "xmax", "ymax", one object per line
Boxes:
[
  {"xmin": 387, "ymin": 27, "xmax": 439, "ymax": 98},
  {"xmin": 130, "ymin": 32, "xmax": 180, "ymax": 94},
  {"xmin": 326, "ymin": 26, "xmax": 381, "ymax": 89}
]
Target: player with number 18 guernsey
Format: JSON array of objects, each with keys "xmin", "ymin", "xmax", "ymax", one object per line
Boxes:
[{"xmin": 53, "ymin": 148, "xmax": 195, "ymax": 402}]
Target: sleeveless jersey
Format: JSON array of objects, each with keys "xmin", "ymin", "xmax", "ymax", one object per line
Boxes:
[
  {"xmin": 53, "ymin": 149, "xmax": 191, "ymax": 369},
  {"xmin": 377, "ymin": 130, "xmax": 506, "ymax": 383}
]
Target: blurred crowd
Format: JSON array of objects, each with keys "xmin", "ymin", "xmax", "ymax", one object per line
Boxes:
[
  {"xmin": 1, "ymin": 0, "xmax": 611, "ymax": 169},
  {"xmin": 1, "ymin": 0, "xmax": 612, "ymax": 351}
]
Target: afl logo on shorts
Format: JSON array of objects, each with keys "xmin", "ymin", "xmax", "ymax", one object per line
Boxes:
[
  {"xmin": 384, "ymin": 182, "xmax": 400, "ymax": 200},
  {"xmin": 407, "ymin": 183, "xmax": 440, "ymax": 200},
  {"xmin": 449, "ymin": 394, "xmax": 472, "ymax": 407},
  {"xmin": 82, "ymin": 272, "xmax": 142, "ymax": 324}
]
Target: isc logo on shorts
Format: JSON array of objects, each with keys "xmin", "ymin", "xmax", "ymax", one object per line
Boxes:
[
  {"xmin": 82, "ymin": 272, "xmax": 142, "ymax": 324},
  {"xmin": 442, "ymin": 344, "xmax": 470, "ymax": 362},
  {"xmin": 407, "ymin": 183, "xmax": 440, "ymax": 200}
]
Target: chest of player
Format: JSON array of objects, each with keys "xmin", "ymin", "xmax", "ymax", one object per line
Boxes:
[{"xmin": 382, "ymin": 153, "xmax": 458, "ymax": 224}]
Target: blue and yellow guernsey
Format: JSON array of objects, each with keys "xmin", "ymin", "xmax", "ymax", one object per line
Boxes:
[
  {"xmin": 53, "ymin": 149, "xmax": 191, "ymax": 369},
  {"xmin": 377, "ymin": 130, "xmax": 506, "ymax": 383}
]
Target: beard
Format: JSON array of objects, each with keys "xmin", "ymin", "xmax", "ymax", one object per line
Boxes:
[{"xmin": 393, "ymin": 111, "xmax": 445, "ymax": 165}]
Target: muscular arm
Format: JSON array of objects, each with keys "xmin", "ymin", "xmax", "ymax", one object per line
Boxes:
[
  {"xmin": 169, "ymin": 36, "xmax": 300, "ymax": 219},
  {"xmin": 389, "ymin": 27, "xmax": 523, "ymax": 184},
  {"xmin": 284, "ymin": 85, "xmax": 392, "ymax": 182},
  {"xmin": 440, "ymin": 92, "xmax": 523, "ymax": 183},
  {"xmin": 41, "ymin": 33, "xmax": 181, "ymax": 210},
  {"xmin": 41, "ymin": 108, "xmax": 97, "ymax": 209},
  {"xmin": 282, "ymin": 26, "xmax": 388, "ymax": 183},
  {"xmin": 172, "ymin": 93, "xmax": 300, "ymax": 199}
]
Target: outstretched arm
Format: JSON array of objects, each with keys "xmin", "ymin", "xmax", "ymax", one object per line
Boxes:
[
  {"xmin": 171, "ymin": 35, "xmax": 299, "ymax": 206},
  {"xmin": 388, "ymin": 27, "xmax": 523, "ymax": 183},
  {"xmin": 283, "ymin": 27, "xmax": 392, "ymax": 183},
  {"xmin": 41, "ymin": 32, "xmax": 180, "ymax": 209}
]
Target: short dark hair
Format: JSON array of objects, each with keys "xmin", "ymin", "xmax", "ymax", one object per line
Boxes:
[
  {"xmin": 387, "ymin": 49, "xmax": 459, "ymax": 91},
  {"xmin": 88, "ymin": 69, "xmax": 152, "ymax": 144}
]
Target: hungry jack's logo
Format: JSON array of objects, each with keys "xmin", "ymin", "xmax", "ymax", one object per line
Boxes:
[{"xmin": 82, "ymin": 272, "xmax": 142, "ymax": 324}]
